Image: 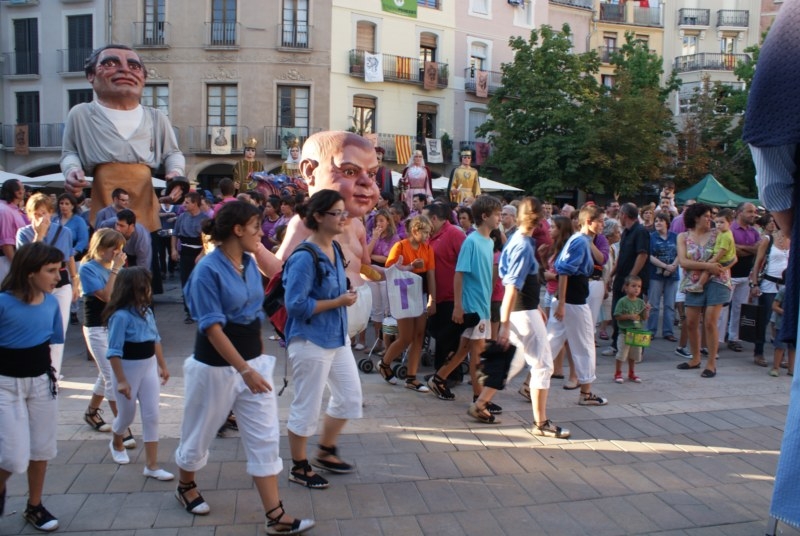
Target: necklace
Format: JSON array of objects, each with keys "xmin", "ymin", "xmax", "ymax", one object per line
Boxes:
[{"xmin": 221, "ymin": 249, "xmax": 244, "ymax": 273}]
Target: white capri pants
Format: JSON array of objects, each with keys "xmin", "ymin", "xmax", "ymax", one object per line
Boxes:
[
  {"xmin": 547, "ymin": 303, "xmax": 597, "ymax": 385},
  {"xmin": 175, "ymin": 354, "xmax": 282, "ymax": 478},
  {"xmin": 50, "ymin": 284, "xmax": 72, "ymax": 376},
  {"xmin": 287, "ymin": 339, "xmax": 363, "ymax": 438},
  {"xmin": 368, "ymin": 279, "xmax": 390, "ymax": 323},
  {"xmin": 505, "ymin": 308, "xmax": 554, "ymax": 391},
  {"xmin": 588, "ymin": 279, "xmax": 605, "ymax": 327},
  {"xmin": 0, "ymin": 374, "xmax": 58, "ymax": 474},
  {"xmin": 110, "ymin": 356, "xmax": 160, "ymax": 442},
  {"xmin": 83, "ymin": 326, "xmax": 115, "ymax": 402}
]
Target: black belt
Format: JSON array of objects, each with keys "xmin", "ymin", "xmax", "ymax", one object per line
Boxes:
[
  {"xmin": 762, "ymin": 274, "xmax": 785, "ymax": 285},
  {"xmin": 122, "ymin": 340, "xmax": 156, "ymax": 360},
  {"xmin": 194, "ymin": 318, "xmax": 261, "ymax": 366},
  {"xmin": 0, "ymin": 341, "xmax": 51, "ymax": 377},
  {"xmin": 55, "ymin": 263, "xmax": 70, "ymax": 288}
]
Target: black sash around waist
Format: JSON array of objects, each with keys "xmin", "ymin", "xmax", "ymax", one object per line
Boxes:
[
  {"xmin": 194, "ymin": 318, "xmax": 261, "ymax": 367},
  {"xmin": 56, "ymin": 262, "xmax": 70, "ymax": 288},
  {"xmin": 513, "ymin": 274, "xmax": 541, "ymax": 312},
  {"xmin": 0, "ymin": 341, "xmax": 51, "ymax": 377},
  {"xmin": 564, "ymin": 275, "xmax": 589, "ymax": 305},
  {"xmin": 179, "ymin": 236, "xmax": 203, "ymax": 248},
  {"xmin": 122, "ymin": 340, "xmax": 156, "ymax": 360},
  {"xmin": 84, "ymin": 295, "xmax": 105, "ymax": 327}
]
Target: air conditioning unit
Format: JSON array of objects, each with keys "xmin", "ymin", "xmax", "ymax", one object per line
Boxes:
[{"xmin": 508, "ymin": 0, "xmax": 524, "ymax": 5}]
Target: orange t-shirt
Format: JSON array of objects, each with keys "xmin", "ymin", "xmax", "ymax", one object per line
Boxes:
[{"xmin": 386, "ymin": 239, "xmax": 435, "ymax": 273}]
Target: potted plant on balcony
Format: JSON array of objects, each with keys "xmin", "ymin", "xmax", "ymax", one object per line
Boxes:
[
  {"xmin": 349, "ymin": 50, "xmax": 364, "ymax": 75},
  {"xmin": 440, "ymin": 132, "xmax": 453, "ymax": 162},
  {"xmin": 438, "ymin": 64, "xmax": 449, "ymax": 86}
]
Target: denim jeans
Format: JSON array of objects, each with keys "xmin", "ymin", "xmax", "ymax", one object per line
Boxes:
[
  {"xmin": 646, "ymin": 277, "xmax": 677, "ymax": 337},
  {"xmin": 754, "ymin": 291, "xmax": 777, "ymax": 356}
]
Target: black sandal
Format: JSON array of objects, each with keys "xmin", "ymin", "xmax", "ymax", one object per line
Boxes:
[
  {"xmin": 175, "ymin": 480, "xmax": 210, "ymax": 515},
  {"xmin": 312, "ymin": 445, "xmax": 354, "ymax": 474},
  {"xmin": 289, "ymin": 460, "xmax": 329, "ymax": 489},
  {"xmin": 378, "ymin": 361, "xmax": 397, "ymax": 385},
  {"xmin": 83, "ymin": 407, "xmax": 111, "ymax": 432},
  {"xmin": 265, "ymin": 501, "xmax": 315, "ymax": 535},
  {"xmin": 467, "ymin": 403, "xmax": 500, "ymax": 424}
]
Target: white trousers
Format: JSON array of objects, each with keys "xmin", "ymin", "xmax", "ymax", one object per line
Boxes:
[
  {"xmin": 50, "ymin": 284, "xmax": 72, "ymax": 376},
  {"xmin": 111, "ymin": 356, "xmax": 160, "ymax": 442},
  {"xmin": 0, "ymin": 373, "xmax": 57, "ymax": 473},
  {"xmin": 547, "ymin": 303, "xmax": 597, "ymax": 385},
  {"xmin": 723, "ymin": 276, "xmax": 750, "ymax": 342},
  {"xmin": 83, "ymin": 326, "xmax": 115, "ymax": 401},
  {"xmin": 175, "ymin": 354, "xmax": 282, "ymax": 478},
  {"xmin": 505, "ymin": 308, "xmax": 553, "ymax": 390},
  {"xmin": 588, "ymin": 279, "xmax": 605, "ymax": 327},
  {"xmin": 287, "ymin": 339, "xmax": 363, "ymax": 437}
]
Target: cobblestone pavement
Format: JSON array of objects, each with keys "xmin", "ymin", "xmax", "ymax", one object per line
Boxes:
[{"xmin": 2, "ymin": 278, "xmax": 799, "ymax": 535}]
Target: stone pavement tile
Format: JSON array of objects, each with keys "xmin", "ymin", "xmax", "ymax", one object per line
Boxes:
[
  {"xmin": 123, "ymin": 491, "xmax": 174, "ymax": 509},
  {"xmin": 655, "ymin": 458, "xmax": 724, "ymax": 489},
  {"xmin": 504, "ymin": 446, "xmax": 557, "ymax": 472},
  {"xmin": 558, "ymin": 441, "xmax": 616, "ymax": 467},
  {"xmin": 531, "ymin": 444, "xmax": 589, "ymax": 470},
  {"xmin": 338, "ymin": 454, "xmax": 395, "ymax": 484},
  {"xmin": 453, "ymin": 508, "xmax": 505, "ymax": 535},
  {"xmin": 64, "ymin": 492, "xmax": 124, "ymax": 532},
  {"xmin": 687, "ymin": 411, "xmax": 740, "ymax": 431},
  {"xmin": 132, "ymin": 529, "xmax": 181, "ymax": 536},
  {"xmin": 601, "ymin": 417, "xmax": 652, "ymax": 440},
  {"xmin": 190, "ymin": 489, "xmax": 238, "ymax": 526},
  {"xmin": 663, "ymin": 412, "xmax": 718, "ymax": 434},
  {"xmin": 683, "ymin": 454, "xmax": 768, "ymax": 485},
  {"xmin": 41, "ymin": 461, "xmax": 83, "ymax": 495},
  {"xmin": 659, "ymin": 487, "xmax": 754, "ymax": 526},
  {"xmin": 51, "ymin": 439, "xmax": 84, "ymax": 464},
  {"xmin": 703, "ymin": 429, "xmax": 769, "ymax": 453},
  {"xmin": 526, "ymin": 502, "xmax": 587, "ymax": 535},
  {"xmin": 415, "ymin": 512, "xmax": 464, "ymax": 536},
  {"xmin": 336, "ymin": 516, "xmax": 383, "ymax": 535},
  {"xmin": 387, "ymin": 452, "xmax": 429, "ymax": 480},
  {"xmin": 590, "ymin": 495, "xmax": 662, "ymax": 534},
  {"xmin": 378, "ymin": 514, "xmax": 424, "ymax": 536},
  {"xmin": 708, "ymin": 408, "xmax": 765, "ymax": 428},
  {"xmin": 475, "ymin": 449, "xmax": 524, "ymax": 476},
  {"xmin": 610, "ymin": 438, "xmax": 668, "ymax": 462},
  {"xmin": 380, "ymin": 481, "xmax": 429, "ymax": 516},
  {"xmin": 689, "ymin": 521, "xmax": 799, "ymax": 536},
  {"xmin": 629, "ymin": 460, "xmax": 694, "ymax": 491},
  {"xmin": 735, "ymin": 450, "xmax": 779, "ymax": 477},
  {"xmin": 387, "ymin": 433, "xmax": 429, "ymax": 454},
  {"xmin": 217, "ymin": 461, "xmax": 253, "ymax": 490},
  {"xmin": 729, "ymin": 425, "xmax": 785, "ymax": 450},
  {"xmin": 586, "ymin": 439, "xmax": 641, "ymax": 465},
  {"xmin": 309, "ymin": 485, "xmax": 353, "ymax": 521},
  {"xmin": 212, "ymin": 524, "xmax": 258, "ymax": 536},
  {"xmin": 449, "ymin": 477, "xmax": 502, "ymax": 509},
  {"xmin": 626, "ymin": 493, "xmax": 694, "ymax": 531},
  {"xmin": 570, "ymin": 419, "xmax": 622, "ymax": 441},
  {"xmin": 473, "ymin": 427, "xmax": 520, "ymax": 449},
  {"xmin": 728, "ymin": 407, "xmax": 786, "ymax": 428},
  {"xmin": 603, "ymin": 464, "xmax": 663, "ymax": 493},
  {"xmin": 640, "ymin": 414, "xmax": 694, "ymax": 435},
  {"xmin": 558, "ymin": 498, "xmax": 624, "ymax": 536},
  {"xmin": 540, "ymin": 468, "xmax": 600, "ymax": 501},
  {"xmin": 622, "ymin": 416, "xmax": 676, "ymax": 438},
  {"xmin": 481, "ymin": 475, "xmax": 536, "ymax": 508},
  {"xmin": 448, "ymin": 451, "xmax": 494, "ymax": 477},
  {"xmin": 443, "ymin": 430, "xmax": 487, "ymax": 452},
  {"xmin": 490, "ymin": 505, "xmax": 545, "ymax": 535},
  {"xmin": 67, "ymin": 438, "xmax": 114, "ymax": 464},
  {"xmin": 414, "ymin": 480, "xmax": 467, "ymax": 513},
  {"xmin": 714, "ymin": 482, "xmax": 773, "ymax": 519},
  {"xmin": 572, "ymin": 466, "xmax": 635, "ymax": 498},
  {"xmin": 110, "ymin": 506, "xmax": 160, "ymax": 530},
  {"xmin": 417, "ymin": 452, "xmax": 462, "ymax": 479},
  {"xmin": 150, "ymin": 499, "xmax": 195, "ymax": 529},
  {"xmin": 646, "ymin": 531, "xmax": 689, "ymax": 536},
  {"xmin": 68, "ymin": 462, "xmax": 119, "ymax": 494},
  {"xmin": 750, "ymin": 405, "xmax": 789, "ymax": 425},
  {"xmin": 640, "ymin": 434, "xmax": 706, "ymax": 459},
  {"xmin": 107, "ymin": 464, "xmax": 151, "ymax": 493},
  {"xmin": 512, "ymin": 471, "xmax": 568, "ymax": 504},
  {"xmin": 346, "ymin": 483, "xmax": 392, "ymax": 518}
]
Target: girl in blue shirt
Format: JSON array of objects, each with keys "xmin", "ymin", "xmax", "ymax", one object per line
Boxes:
[
  {"xmin": 104, "ymin": 266, "xmax": 171, "ymax": 480},
  {"xmin": 0, "ymin": 243, "xmax": 64, "ymax": 531}
]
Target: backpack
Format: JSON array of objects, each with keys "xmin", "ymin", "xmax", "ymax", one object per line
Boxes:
[{"xmin": 263, "ymin": 241, "xmax": 344, "ymax": 341}]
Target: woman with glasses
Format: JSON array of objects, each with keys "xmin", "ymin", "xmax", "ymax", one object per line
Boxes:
[{"xmin": 283, "ymin": 190, "xmax": 362, "ymax": 491}]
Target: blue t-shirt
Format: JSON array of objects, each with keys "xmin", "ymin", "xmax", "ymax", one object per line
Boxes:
[
  {"xmin": 499, "ymin": 231, "xmax": 538, "ymax": 289},
  {"xmin": 649, "ymin": 230, "xmax": 679, "ymax": 281},
  {"xmin": 53, "ymin": 215, "xmax": 89, "ymax": 256},
  {"xmin": 0, "ymin": 291, "xmax": 63, "ymax": 348},
  {"xmin": 79, "ymin": 259, "xmax": 110, "ymax": 297},
  {"xmin": 555, "ymin": 232, "xmax": 593, "ymax": 277},
  {"xmin": 107, "ymin": 307, "xmax": 161, "ymax": 359},
  {"xmin": 184, "ymin": 248, "xmax": 264, "ymax": 332},
  {"xmin": 455, "ymin": 231, "xmax": 494, "ymax": 319},
  {"xmin": 16, "ymin": 223, "xmax": 74, "ymax": 260}
]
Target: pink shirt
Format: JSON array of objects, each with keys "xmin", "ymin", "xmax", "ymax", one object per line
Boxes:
[{"xmin": 0, "ymin": 200, "xmax": 26, "ymax": 247}]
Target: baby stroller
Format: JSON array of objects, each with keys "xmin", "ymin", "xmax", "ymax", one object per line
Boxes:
[{"xmin": 358, "ymin": 316, "xmax": 409, "ymax": 378}]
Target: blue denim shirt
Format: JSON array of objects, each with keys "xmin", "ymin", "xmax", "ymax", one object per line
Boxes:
[
  {"xmin": 649, "ymin": 231, "xmax": 679, "ymax": 281},
  {"xmin": 283, "ymin": 241, "xmax": 348, "ymax": 349}
]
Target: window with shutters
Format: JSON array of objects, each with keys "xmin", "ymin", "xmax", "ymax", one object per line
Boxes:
[
  {"xmin": 352, "ymin": 95, "xmax": 375, "ymax": 135},
  {"xmin": 468, "ymin": 109, "xmax": 488, "ymax": 142},
  {"xmin": 17, "ymin": 91, "xmax": 40, "ymax": 147},
  {"xmin": 210, "ymin": 0, "xmax": 237, "ymax": 46},
  {"xmin": 143, "ymin": 85, "xmax": 170, "ymax": 116},
  {"xmin": 13, "ymin": 18, "xmax": 38, "ymax": 75},
  {"xmin": 68, "ymin": 89, "xmax": 93, "ymax": 109},
  {"xmin": 416, "ymin": 102, "xmax": 437, "ymax": 146},
  {"xmin": 356, "ymin": 21, "xmax": 376, "ymax": 53},
  {"xmin": 277, "ymin": 86, "xmax": 309, "ymax": 133},
  {"xmin": 208, "ymin": 85, "xmax": 238, "ymax": 147},
  {"xmin": 67, "ymin": 15, "xmax": 93, "ymax": 73},
  {"xmin": 469, "ymin": 0, "xmax": 490, "ymax": 17},
  {"xmin": 419, "ymin": 32, "xmax": 437, "ymax": 82},
  {"xmin": 143, "ymin": 0, "xmax": 166, "ymax": 46},
  {"xmin": 469, "ymin": 42, "xmax": 488, "ymax": 71},
  {"xmin": 282, "ymin": 0, "xmax": 309, "ymax": 48}
]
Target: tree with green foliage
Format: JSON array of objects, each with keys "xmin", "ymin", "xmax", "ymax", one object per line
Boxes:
[{"xmin": 476, "ymin": 24, "xmax": 600, "ymax": 197}]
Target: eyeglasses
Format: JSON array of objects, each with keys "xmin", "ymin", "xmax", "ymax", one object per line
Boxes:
[
  {"xmin": 324, "ymin": 210, "xmax": 349, "ymax": 219},
  {"xmin": 98, "ymin": 57, "xmax": 144, "ymax": 73}
]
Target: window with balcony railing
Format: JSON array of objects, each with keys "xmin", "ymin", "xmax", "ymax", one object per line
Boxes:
[
  {"xmin": 549, "ymin": 0, "xmax": 592, "ymax": 9},
  {"xmin": 678, "ymin": 8, "xmax": 710, "ymax": 26},
  {"xmin": 599, "ymin": 3, "xmax": 624, "ymax": 22},
  {"xmin": 209, "ymin": 0, "xmax": 237, "ymax": 46},
  {"xmin": 282, "ymin": 0, "xmax": 309, "ymax": 48},
  {"xmin": 717, "ymin": 10, "xmax": 749, "ymax": 28},
  {"xmin": 12, "ymin": 18, "xmax": 39, "ymax": 76},
  {"xmin": 418, "ymin": 0, "xmax": 441, "ymax": 9}
]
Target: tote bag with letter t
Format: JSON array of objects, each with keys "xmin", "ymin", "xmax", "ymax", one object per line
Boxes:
[{"xmin": 385, "ymin": 264, "xmax": 424, "ymax": 319}]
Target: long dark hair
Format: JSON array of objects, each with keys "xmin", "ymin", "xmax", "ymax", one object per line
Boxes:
[
  {"xmin": 1, "ymin": 243, "xmax": 64, "ymax": 303},
  {"xmin": 201, "ymin": 200, "xmax": 262, "ymax": 242},
  {"xmin": 299, "ymin": 189, "xmax": 345, "ymax": 231},
  {"xmin": 102, "ymin": 266, "xmax": 152, "ymax": 322}
]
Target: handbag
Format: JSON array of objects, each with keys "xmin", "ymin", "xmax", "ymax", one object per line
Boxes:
[
  {"xmin": 739, "ymin": 303, "xmax": 762, "ymax": 343},
  {"xmin": 385, "ymin": 264, "xmax": 424, "ymax": 319}
]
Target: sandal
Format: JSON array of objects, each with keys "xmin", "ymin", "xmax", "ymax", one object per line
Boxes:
[
  {"xmin": 754, "ymin": 356, "xmax": 768, "ymax": 367},
  {"xmin": 312, "ymin": 445, "xmax": 355, "ymax": 474},
  {"xmin": 701, "ymin": 369, "xmax": 716, "ymax": 378},
  {"xmin": 518, "ymin": 384, "xmax": 532, "ymax": 401},
  {"xmin": 175, "ymin": 480, "xmax": 210, "ymax": 515},
  {"xmin": 378, "ymin": 361, "xmax": 397, "ymax": 385},
  {"xmin": 676, "ymin": 361, "xmax": 701, "ymax": 370},
  {"xmin": 727, "ymin": 340, "xmax": 743, "ymax": 352},
  {"xmin": 427, "ymin": 374, "xmax": 455, "ymax": 400},
  {"xmin": 84, "ymin": 407, "xmax": 111, "ymax": 432},
  {"xmin": 562, "ymin": 380, "xmax": 580, "ymax": 390},
  {"xmin": 404, "ymin": 378, "xmax": 430, "ymax": 393},
  {"xmin": 467, "ymin": 403, "xmax": 501, "ymax": 424},
  {"xmin": 265, "ymin": 501, "xmax": 315, "ymax": 535},
  {"xmin": 289, "ymin": 459, "xmax": 329, "ymax": 488}
]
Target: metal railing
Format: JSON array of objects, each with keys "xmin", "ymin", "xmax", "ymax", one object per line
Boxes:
[
  {"xmin": 548, "ymin": 0, "xmax": 593, "ymax": 10},
  {"xmin": 1, "ymin": 0, "xmax": 39, "ymax": 5},
  {"xmin": 597, "ymin": 46, "xmax": 618, "ymax": 63},
  {"xmin": 717, "ymin": 10, "xmax": 749, "ymax": 27},
  {"xmin": 133, "ymin": 21, "xmax": 170, "ymax": 47},
  {"xmin": 599, "ymin": 3, "xmax": 625, "ymax": 22},
  {"xmin": 0, "ymin": 123, "xmax": 64, "ymax": 149},
  {"xmin": 278, "ymin": 23, "xmax": 311, "ymax": 49},
  {"xmin": 464, "ymin": 68, "xmax": 502, "ymax": 95},
  {"xmin": 678, "ymin": 8, "xmax": 710, "ymax": 26},
  {"xmin": 418, "ymin": 0, "xmax": 441, "ymax": 9},
  {"xmin": 205, "ymin": 21, "xmax": 240, "ymax": 47},
  {"xmin": 634, "ymin": 6, "xmax": 662, "ymax": 26},
  {"xmin": 186, "ymin": 126, "xmax": 250, "ymax": 153},
  {"xmin": 261, "ymin": 126, "xmax": 322, "ymax": 153},
  {"xmin": 57, "ymin": 48, "xmax": 92, "ymax": 74},
  {"xmin": 348, "ymin": 50, "xmax": 449, "ymax": 89},
  {"xmin": 673, "ymin": 53, "xmax": 750, "ymax": 73},
  {"xmin": 1, "ymin": 51, "xmax": 40, "ymax": 76}
]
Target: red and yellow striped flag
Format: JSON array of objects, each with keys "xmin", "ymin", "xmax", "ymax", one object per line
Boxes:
[{"xmin": 395, "ymin": 135, "xmax": 413, "ymax": 165}]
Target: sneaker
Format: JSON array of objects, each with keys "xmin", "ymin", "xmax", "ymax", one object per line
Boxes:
[
  {"xmin": 184, "ymin": 313, "xmax": 195, "ymax": 325},
  {"xmin": 769, "ymin": 368, "xmax": 780, "ymax": 377},
  {"xmin": 23, "ymin": 503, "xmax": 59, "ymax": 532},
  {"xmin": 109, "ymin": 440, "xmax": 130, "ymax": 464},
  {"xmin": 627, "ymin": 374, "xmax": 642, "ymax": 383},
  {"xmin": 614, "ymin": 372, "xmax": 624, "ymax": 384},
  {"xmin": 353, "ymin": 343, "xmax": 366, "ymax": 351},
  {"xmin": 143, "ymin": 467, "xmax": 175, "ymax": 481},
  {"xmin": 601, "ymin": 347, "xmax": 617, "ymax": 357},
  {"xmin": 701, "ymin": 347, "xmax": 709, "ymax": 356},
  {"xmin": 122, "ymin": 428, "xmax": 136, "ymax": 449},
  {"xmin": 578, "ymin": 392, "xmax": 608, "ymax": 406},
  {"xmin": 675, "ymin": 347, "xmax": 692, "ymax": 359},
  {"xmin": 532, "ymin": 419, "xmax": 571, "ymax": 439}
]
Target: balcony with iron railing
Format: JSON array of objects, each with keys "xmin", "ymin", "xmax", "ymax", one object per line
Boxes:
[
  {"xmin": 678, "ymin": 8, "xmax": 710, "ymax": 27},
  {"xmin": 1, "ymin": 0, "xmax": 39, "ymax": 5},
  {"xmin": 187, "ymin": 126, "xmax": 250, "ymax": 153},
  {"xmin": 717, "ymin": 10, "xmax": 749, "ymax": 28},
  {"xmin": 599, "ymin": 3, "xmax": 625, "ymax": 22},
  {"xmin": 0, "ymin": 123, "xmax": 64, "ymax": 149},
  {"xmin": 185, "ymin": 126, "xmax": 323, "ymax": 154},
  {"xmin": 597, "ymin": 46, "xmax": 618, "ymax": 64},
  {"xmin": 1, "ymin": 51, "xmax": 39, "ymax": 76},
  {"xmin": 548, "ymin": 0, "xmax": 593, "ymax": 10},
  {"xmin": 133, "ymin": 21, "xmax": 170, "ymax": 48},
  {"xmin": 673, "ymin": 53, "xmax": 750, "ymax": 73},
  {"xmin": 57, "ymin": 48, "xmax": 92, "ymax": 75},
  {"xmin": 464, "ymin": 68, "xmax": 502, "ymax": 96},
  {"xmin": 348, "ymin": 50, "xmax": 449, "ymax": 89},
  {"xmin": 262, "ymin": 126, "xmax": 322, "ymax": 154},
  {"xmin": 634, "ymin": 6, "xmax": 662, "ymax": 26},
  {"xmin": 204, "ymin": 21, "xmax": 240, "ymax": 48},
  {"xmin": 278, "ymin": 23, "xmax": 311, "ymax": 50}
]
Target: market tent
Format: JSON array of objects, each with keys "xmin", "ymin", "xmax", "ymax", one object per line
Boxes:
[
  {"xmin": 675, "ymin": 174, "xmax": 759, "ymax": 208},
  {"xmin": 19, "ymin": 173, "xmax": 167, "ymax": 190},
  {"xmin": 430, "ymin": 176, "xmax": 523, "ymax": 192}
]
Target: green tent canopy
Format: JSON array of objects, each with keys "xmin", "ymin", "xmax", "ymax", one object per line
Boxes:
[{"xmin": 675, "ymin": 174, "xmax": 760, "ymax": 208}]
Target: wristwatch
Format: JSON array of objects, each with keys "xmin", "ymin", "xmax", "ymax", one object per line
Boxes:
[{"xmin": 749, "ymin": 282, "xmax": 757, "ymax": 288}]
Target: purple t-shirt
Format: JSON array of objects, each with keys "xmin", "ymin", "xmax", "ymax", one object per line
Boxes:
[{"xmin": 729, "ymin": 220, "xmax": 762, "ymax": 278}]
